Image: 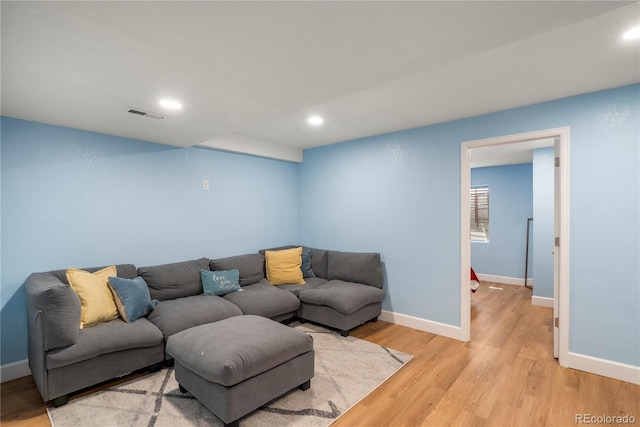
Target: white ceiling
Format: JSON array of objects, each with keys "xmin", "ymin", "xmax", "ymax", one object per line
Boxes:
[{"xmin": 2, "ymin": 1, "xmax": 639, "ymax": 162}]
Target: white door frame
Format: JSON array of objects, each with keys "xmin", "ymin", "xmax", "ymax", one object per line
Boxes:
[{"xmin": 460, "ymin": 127, "xmax": 570, "ymax": 367}]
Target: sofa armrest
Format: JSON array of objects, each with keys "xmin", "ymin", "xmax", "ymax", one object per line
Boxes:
[
  {"xmin": 26, "ymin": 307, "xmax": 50, "ymax": 401},
  {"xmin": 24, "ymin": 272, "xmax": 81, "ymax": 351}
]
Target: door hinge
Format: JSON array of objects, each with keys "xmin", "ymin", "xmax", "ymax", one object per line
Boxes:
[
  {"xmin": 555, "ymin": 237, "xmax": 560, "ymax": 247},
  {"xmin": 555, "ymin": 157, "xmax": 560, "ymax": 167},
  {"xmin": 554, "ymin": 317, "xmax": 559, "ymax": 328}
]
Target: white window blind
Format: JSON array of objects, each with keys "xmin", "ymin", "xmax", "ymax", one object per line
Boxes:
[{"xmin": 470, "ymin": 186, "xmax": 489, "ymax": 241}]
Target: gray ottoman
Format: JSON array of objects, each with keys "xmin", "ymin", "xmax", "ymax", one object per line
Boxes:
[{"xmin": 166, "ymin": 315, "xmax": 314, "ymax": 427}]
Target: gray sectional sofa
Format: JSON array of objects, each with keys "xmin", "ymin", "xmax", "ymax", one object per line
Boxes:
[{"xmin": 23, "ymin": 247, "xmax": 384, "ymax": 406}]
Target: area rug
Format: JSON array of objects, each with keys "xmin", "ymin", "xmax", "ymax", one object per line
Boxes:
[{"xmin": 47, "ymin": 322, "xmax": 412, "ymax": 427}]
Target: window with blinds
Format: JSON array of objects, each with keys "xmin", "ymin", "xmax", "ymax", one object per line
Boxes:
[{"xmin": 470, "ymin": 186, "xmax": 489, "ymax": 241}]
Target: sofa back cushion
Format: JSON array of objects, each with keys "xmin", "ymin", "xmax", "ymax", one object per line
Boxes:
[
  {"xmin": 51, "ymin": 264, "xmax": 138, "ymax": 284},
  {"xmin": 307, "ymin": 248, "xmax": 329, "ymax": 279},
  {"xmin": 327, "ymin": 251, "xmax": 384, "ymax": 288},
  {"xmin": 210, "ymin": 254, "xmax": 265, "ymax": 286},
  {"xmin": 138, "ymin": 258, "xmax": 209, "ymax": 301}
]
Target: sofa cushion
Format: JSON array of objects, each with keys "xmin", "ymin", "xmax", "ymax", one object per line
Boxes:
[
  {"xmin": 222, "ymin": 283, "xmax": 300, "ymax": 318},
  {"xmin": 46, "ymin": 318, "xmax": 163, "ymax": 369},
  {"xmin": 108, "ymin": 276, "xmax": 158, "ymax": 323},
  {"xmin": 327, "ymin": 251, "xmax": 384, "ymax": 288},
  {"xmin": 270, "ymin": 277, "xmax": 328, "ymax": 297},
  {"xmin": 265, "ymin": 247, "xmax": 305, "ymax": 285},
  {"xmin": 66, "ymin": 266, "xmax": 120, "ymax": 329},
  {"xmin": 306, "ymin": 248, "xmax": 329, "ymax": 279},
  {"xmin": 258, "ymin": 245, "xmax": 296, "ymax": 256},
  {"xmin": 210, "ymin": 254, "xmax": 265, "ymax": 286},
  {"xmin": 298, "ymin": 280, "xmax": 385, "ymax": 315},
  {"xmin": 138, "ymin": 258, "xmax": 209, "ymax": 301},
  {"xmin": 201, "ymin": 269, "xmax": 241, "ymax": 296},
  {"xmin": 146, "ymin": 295, "xmax": 242, "ymax": 339},
  {"xmin": 51, "ymin": 264, "xmax": 138, "ymax": 284}
]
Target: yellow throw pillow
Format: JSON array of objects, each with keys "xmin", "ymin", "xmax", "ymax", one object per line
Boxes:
[
  {"xmin": 265, "ymin": 247, "xmax": 305, "ymax": 285},
  {"xmin": 67, "ymin": 266, "xmax": 119, "ymax": 328}
]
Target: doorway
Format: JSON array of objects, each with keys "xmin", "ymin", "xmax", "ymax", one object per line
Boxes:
[{"xmin": 460, "ymin": 127, "xmax": 570, "ymax": 367}]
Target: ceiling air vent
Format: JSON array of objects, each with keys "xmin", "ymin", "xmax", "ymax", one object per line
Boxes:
[{"xmin": 127, "ymin": 107, "xmax": 165, "ymax": 120}]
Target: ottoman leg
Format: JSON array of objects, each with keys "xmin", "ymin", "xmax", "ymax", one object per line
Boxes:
[
  {"xmin": 179, "ymin": 384, "xmax": 188, "ymax": 394},
  {"xmin": 51, "ymin": 395, "xmax": 69, "ymax": 407},
  {"xmin": 224, "ymin": 421, "xmax": 240, "ymax": 427},
  {"xmin": 299, "ymin": 379, "xmax": 311, "ymax": 391}
]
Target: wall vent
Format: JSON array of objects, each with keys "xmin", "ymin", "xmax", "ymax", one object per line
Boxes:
[{"xmin": 127, "ymin": 107, "xmax": 165, "ymax": 120}]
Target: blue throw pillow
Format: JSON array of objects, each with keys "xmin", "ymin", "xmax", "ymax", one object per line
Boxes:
[
  {"xmin": 201, "ymin": 269, "xmax": 241, "ymax": 296},
  {"xmin": 301, "ymin": 249, "xmax": 316, "ymax": 278},
  {"xmin": 108, "ymin": 276, "xmax": 158, "ymax": 323}
]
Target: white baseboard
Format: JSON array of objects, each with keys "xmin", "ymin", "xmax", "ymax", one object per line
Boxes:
[
  {"xmin": 379, "ymin": 310, "xmax": 465, "ymax": 341},
  {"xmin": 531, "ymin": 296, "xmax": 554, "ymax": 308},
  {"xmin": 567, "ymin": 352, "xmax": 640, "ymax": 385},
  {"xmin": 1, "ymin": 359, "xmax": 31, "ymax": 383},
  {"xmin": 476, "ymin": 273, "xmax": 533, "ymax": 287}
]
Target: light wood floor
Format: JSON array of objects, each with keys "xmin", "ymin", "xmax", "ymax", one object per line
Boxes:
[{"xmin": 2, "ymin": 283, "xmax": 638, "ymax": 426}]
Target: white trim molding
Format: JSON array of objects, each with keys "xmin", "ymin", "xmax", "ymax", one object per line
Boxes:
[
  {"xmin": 1, "ymin": 359, "xmax": 31, "ymax": 383},
  {"xmin": 567, "ymin": 352, "xmax": 640, "ymax": 385},
  {"xmin": 379, "ymin": 310, "xmax": 465, "ymax": 341},
  {"xmin": 531, "ymin": 296, "xmax": 554, "ymax": 308},
  {"xmin": 461, "ymin": 126, "xmax": 571, "ymax": 367},
  {"xmin": 460, "ymin": 142, "xmax": 471, "ymax": 342}
]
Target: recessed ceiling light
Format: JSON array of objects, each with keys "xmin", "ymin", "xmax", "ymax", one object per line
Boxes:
[
  {"xmin": 308, "ymin": 116, "xmax": 324, "ymax": 126},
  {"xmin": 623, "ymin": 25, "xmax": 640, "ymax": 40},
  {"xmin": 159, "ymin": 99, "xmax": 183, "ymax": 110}
]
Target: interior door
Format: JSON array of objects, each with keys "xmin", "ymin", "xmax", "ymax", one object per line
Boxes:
[{"xmin": 553, "ymin": 138, "xmax": 560, "ymax": 358}]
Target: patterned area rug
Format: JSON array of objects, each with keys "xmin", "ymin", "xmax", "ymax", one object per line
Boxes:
[{"xmin": 48, "ymin": 322, "xmax": 412, "ymax": 427}]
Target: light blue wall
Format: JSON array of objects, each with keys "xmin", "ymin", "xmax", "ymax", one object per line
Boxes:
[
  {"xmin": 2, "ymin": 84, "xmax": 639, "ymax": 370},
  {"xmin": 532, "ymin": 148, "xmax": 555, "ymax": 299},
  {"xmin": 470, "ymin": 164, "xmax": 533, "ymax": 279},
  {"xmin": 299, "ymin": 128, "xmax": 461, "ymax": 325},
  {"xmin": 0, "ymin": 117, "xmax": 299, "ymax": 364},
  {"xmin": 299, "ymin": 84, "xmax": 639, "ymax": 366}
]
